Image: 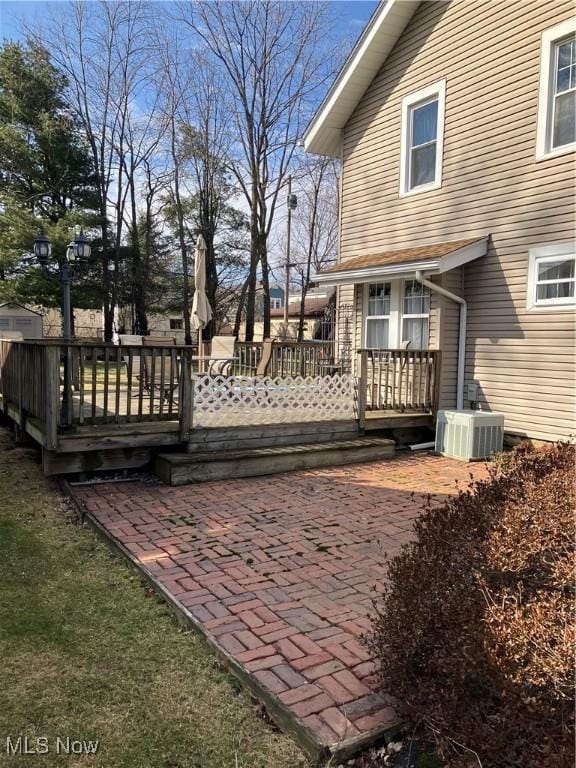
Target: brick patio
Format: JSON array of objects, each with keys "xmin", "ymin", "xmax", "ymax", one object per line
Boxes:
[{"xmin": 74, "ymin": 453, "xmax": 485, "ymax": 761}]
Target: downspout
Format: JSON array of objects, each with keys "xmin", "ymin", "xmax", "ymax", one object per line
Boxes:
[{"xmin": 414, "ymin": 270, "xmax": 466, "ymax": 411}]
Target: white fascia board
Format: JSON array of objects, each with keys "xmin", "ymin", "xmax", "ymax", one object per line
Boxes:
[
  {"xmin": 437, "ymin": 237, "xmax": 489, "ymax": 272},
  {"xmin": 303, "ymin": 0, "xmax": 420, "ymax": 157},
  {"xmin": 313, "ymin": 259, "xmax": 439, "ymax": 285}
]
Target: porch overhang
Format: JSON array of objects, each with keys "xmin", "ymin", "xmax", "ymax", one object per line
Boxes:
[{"xmin": 313, "ymin": 237, "xmax": 489, "ymax": 286}]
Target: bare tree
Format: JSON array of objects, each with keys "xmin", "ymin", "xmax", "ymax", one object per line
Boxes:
[
  {"xmin": 290, "ymin": 156, "xmax": 339, "ymax": 340},
  {"xmin": 40, "ymin": 0, "xmax": 151, "ymax": 341},
  {"xmin": 120, "ymin": 83, "xmax": 167, "ymax": 335},
  {"xmin": 147, "ymin": 18, "xmax": 203, "ymax": 345},
  {"xmin": 178, "ymin": 59, "xmax": 236, "ymax": 341},
  {"xmin": 183, "ymin": 0, "xmax": 334, "ymax": 341}
]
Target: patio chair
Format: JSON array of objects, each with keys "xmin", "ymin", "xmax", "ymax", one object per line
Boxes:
[
  {"xmin": 119, "ymin": 334, "xmax": 143, "ymax": 379},
  {"xmin": 140, "ymin": 336, "xmax": 179, "ymax": 403},
  {"xmin": 207, "ymin": 335, "xmax": 236, "ymax": 375},
  {"xmin": 256, "ymin": 339, "xmax": 274, "ymax": 376}
]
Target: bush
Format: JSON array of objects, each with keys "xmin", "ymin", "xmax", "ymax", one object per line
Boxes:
[{"xmin": 366, "ymin": 443, "xmax": 575, "ymax": 768}]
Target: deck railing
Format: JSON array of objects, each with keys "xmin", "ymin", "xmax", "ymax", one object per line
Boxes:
[
  {"xmin": 0, "ymin": 339, "xmax": 51, "ymax": 423},
  {"xmin": 0, "ymin": 339, "xmax": 194, "ymax": 446},
  {"xmin": 0, "ymin": 337, "xmax": 354, "ymax": 450},
  {"xmin": 233, "ymin": 341, "xmax": 264, "ymax": 375},
  {"xmin": 69, "ymin": 343, "xmax": 193, "ymax": 429},
  {"xmin": 233, "ymin": 339, "xmax": 339, "ymax": 377},
  {"xmin": 358, "ymin": 349, "xmax": 441, "ymax": 413},
  {"xmin": 268, "ymin": 340, "xmax": 336, "ymax": 378}
]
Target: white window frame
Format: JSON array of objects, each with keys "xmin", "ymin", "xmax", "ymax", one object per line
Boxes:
[
  {"xmin": 536, "ymin": 18, "xmax": 576, "ymax": 160},
  {"xmin": 399, "ymin": 80, "xmax": 446, "ymax": 197},
  {"xmin": 527, "ymin": 242, "xmax": 576, "ymax": 311},
  {"xmin": 271, "ymin": 297, "xmax": 282, "ymax": 310},
  {"xmin": 363, "ymin": 280, "xmax": 432, "ymax": 348},
  {"xmin": 401, "ymin": 280, "xmax": 431, "ymax": 349},
  {"xmin": 364, "ymin": 282, "xmax": 393, "ymax": 348}
]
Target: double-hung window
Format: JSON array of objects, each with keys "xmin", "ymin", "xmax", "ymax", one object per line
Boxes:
[
  {"xmin": 400, "ymin": 80, "xmax": 446, "ymax": 195},
  {"xmin": 536, "ymin": 19, "xmax": 576, "ymax": 158},
  {"xmin": 365, "ymin": 282, "xmax": 391, "ymax": 347},
  {"xmin": 402, "ymin": 280, "xmax": 430, "ymax": 348},
  {"xmin": 364, "ymin": 280, "xmax": 431, "ymax": 349},
  {"xmin": 527, "ymin": 243, "xmax": 576, "ymax": 310}
]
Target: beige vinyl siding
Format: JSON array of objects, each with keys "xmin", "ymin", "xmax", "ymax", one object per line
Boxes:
[
  {"xmin": 337, "ymin": 0, "xmax": 575, "ymax": 441},
  {"xmin": 435, "ymin": 269, "xmax": 462, "ymax": 410},
  {"xmin": 336, "ymin": 283, "xmax": 357, "ymax": 369}
]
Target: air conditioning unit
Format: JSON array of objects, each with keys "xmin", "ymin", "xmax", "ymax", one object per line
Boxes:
[{"xmin": 435, "ymin": 410, "xmax": 504, "ymax": 460}]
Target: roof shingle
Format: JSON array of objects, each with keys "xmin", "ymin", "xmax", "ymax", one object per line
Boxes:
[{"xmin": 318, "ymin": 237, "xmax": 484, "ymax": 275}]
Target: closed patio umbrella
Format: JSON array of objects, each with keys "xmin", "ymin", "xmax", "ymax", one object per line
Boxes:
[{"xmin": 191, "ymin": 233, "xmax": 213, "ymax": 331}]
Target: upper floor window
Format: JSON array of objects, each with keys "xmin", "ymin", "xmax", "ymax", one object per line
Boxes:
[
  {"xmin": 527, "ymin": 243, "xmax": 576, "ymax": 311},
  {"xmin": 536, "ymin": 19, "xmax": 576, "ymax": 159},
  {"xmin": 400, "ymin": 80, "xmax": 446, "ymax": 196},
  {"xmin": 169, "ymin": 318, "xmax": 183, "ymax": 330},
  {"xmin": 271, "ymin": 297, "xmax": 282, "ymax": 310}
]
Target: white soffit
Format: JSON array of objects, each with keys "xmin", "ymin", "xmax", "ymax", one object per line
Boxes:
[{"xmin": 304, "ymin": 0, "xmax": 421, "ymax": 157}]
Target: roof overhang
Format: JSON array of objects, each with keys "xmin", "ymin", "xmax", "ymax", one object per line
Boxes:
[
  {"xmin": 313, "ymin": 237, "xmax": 489, "ymax": 286},
  {"xmin": 304, "ymin": 0, "xmax": 420, "ymax": 157}
]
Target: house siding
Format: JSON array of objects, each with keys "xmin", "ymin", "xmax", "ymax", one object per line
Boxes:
[{"xmin": 338, "ymin": 0, "xmax": 575, "ymax": 441}]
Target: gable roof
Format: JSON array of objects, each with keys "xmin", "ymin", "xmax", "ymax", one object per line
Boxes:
[
  {"xmin": 270, "ymin": 294, "xmax": 331, "ymax": 319},
  {"xmin": 304, "ymin": 0, "xmax": 420, "ymax": 157},
  {"xmin": 0, "ymin": 302, "xmax": 43, "ymax": 316},
  {"xmin": 314, "ymin": 237, "xmax": 488, "ymax": 285}
]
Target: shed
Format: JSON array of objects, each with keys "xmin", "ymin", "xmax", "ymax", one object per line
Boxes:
[{"xmin": 0, "ymin": 303, "xmax": 44, "ymax": 339}]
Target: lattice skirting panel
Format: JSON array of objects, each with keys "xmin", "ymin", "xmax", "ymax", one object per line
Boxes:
[{"xmin": 192, "ymin": 374, "xmax": 358, "ymax": 428}]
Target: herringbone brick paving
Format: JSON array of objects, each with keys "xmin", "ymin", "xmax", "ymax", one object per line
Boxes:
[{"xmin": 76, "ymin": 453, "xmax": 486, "ymax": 749}]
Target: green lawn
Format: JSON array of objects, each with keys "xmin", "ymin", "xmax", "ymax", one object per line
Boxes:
[{"xmin": 0, "ymin": 426, "xmax": 308, "ymax": 768}]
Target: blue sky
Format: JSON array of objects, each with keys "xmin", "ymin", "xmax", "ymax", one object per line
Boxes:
[{"xmin": 1, "ymin": 1, "xmax": 378, "ymax": 46}]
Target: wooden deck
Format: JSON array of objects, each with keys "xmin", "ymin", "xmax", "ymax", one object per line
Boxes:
[
  {"xmin": 364, "ymin": 410, "xmax": 434, "ymax": 430},
  {"xmin": 0, "ymin": 339, "xmax": 440, "ymax": 477}
]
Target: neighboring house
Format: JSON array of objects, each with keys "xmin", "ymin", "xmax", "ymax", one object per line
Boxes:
[
  {"xmin": 235, "ymin": 289, "xmax": 333, "ymax": 341},
  {"xmin": 268, "ymin": 289, "xmax": 334, "ymax": 340},
  {"xmin": 305, "ymin": 0, "xmax": 575, "ymax": 442},
  {"xmin": 267, "ymin": 286, "xmax": 285, "ymax": 313},
  {"xmin": 0, "ymin": 303, "xmax": 43, "ymax": 338},
  {"xmin": 41, "ymin": 306, "xmax": 188, "ymax": 343},
  {"xmin": 42, "ymin": 307, "xmax": 102, "ymax": 338}
]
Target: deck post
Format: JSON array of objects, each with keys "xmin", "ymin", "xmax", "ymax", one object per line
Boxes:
[
  {"xmin": 357, "ymin": 350, "xmax": 368, "ymax": 432},
  {"xmin": 179, "ymin": 348, "xmax": 193, "ymax": 442},
  {"xmin": 44, "ymin": 345, "xmax": 60, "ymax": 450},
  {"xmin": 432, "ymin": 350, "xmax": 442, "ymax": 417}
]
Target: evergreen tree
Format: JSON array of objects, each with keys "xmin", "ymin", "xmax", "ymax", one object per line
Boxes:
[{"xmin": 0, "ymin": 41, "xmax": 97, "ymax": 307}]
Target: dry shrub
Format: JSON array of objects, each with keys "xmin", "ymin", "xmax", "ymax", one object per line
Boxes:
[{"xmin": 366, "ymin": 442, "xmax": 575, "ymax": 768}]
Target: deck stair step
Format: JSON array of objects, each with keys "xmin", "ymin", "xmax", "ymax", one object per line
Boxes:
[{"xmin": 153, "ymin": 436, "xmax": 395, "ymax": 485}]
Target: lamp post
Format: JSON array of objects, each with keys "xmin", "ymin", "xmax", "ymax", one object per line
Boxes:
[
  {"xmin": 33, "ymin": 227, "xmax": 91, "ymax": 424},
  {"xmin": 33, "ymin": 227, "xmax": 92, "ymax": 342},
  {"xmin": 283, "ymin": 176, "xmax": 298, "ymax": 326}
]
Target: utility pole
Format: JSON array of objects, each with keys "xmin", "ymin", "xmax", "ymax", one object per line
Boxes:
[{"xmin": 284, "ymin": 176, "xmax": 297, "ymax": 326}]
